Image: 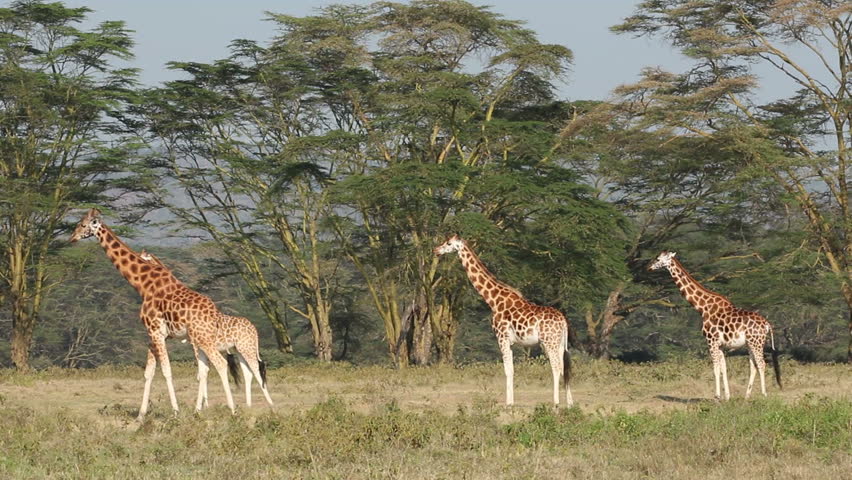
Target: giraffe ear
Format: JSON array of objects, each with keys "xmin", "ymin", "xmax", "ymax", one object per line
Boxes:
[
  {"xmin": 87, "ymin": 208, "xmax": 102, "ymax": 219},
  {"xmin": 671, "ymin": 251, "xmax": 677, "ymax": 257}
]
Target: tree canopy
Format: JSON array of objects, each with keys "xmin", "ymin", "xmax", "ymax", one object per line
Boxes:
[{"xmin": 1, "ymin": 0, "xmax": 850, "ymax": 368}]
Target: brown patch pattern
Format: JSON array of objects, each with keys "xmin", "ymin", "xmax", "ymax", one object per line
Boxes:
[
  {"xmin": 435, "ymin": 235, "xmax": 574, "ymax": 406},
  {"xmin": 652, "ymin": 252, "xmax": 776, "ymax": 400}
]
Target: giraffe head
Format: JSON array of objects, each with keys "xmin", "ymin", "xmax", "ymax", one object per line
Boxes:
[
  {"xmin": 70, "ymin": 208, "xmax": 103, "ymax": 243},
  {"xmin": 649, "ymin": 251, "xmax": 677, "ymax": 271},
  {"xmin": 434, "ymin": 234, "xmax": 464, "ymax": 256}
]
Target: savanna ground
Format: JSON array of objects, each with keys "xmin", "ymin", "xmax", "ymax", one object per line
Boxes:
[{"xmin": 1, "ymin": 356, "xmax": 851, "ymax": 479}]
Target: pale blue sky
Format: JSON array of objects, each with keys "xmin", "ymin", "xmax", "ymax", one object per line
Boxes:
[{"xmin": 63, "ymin": 0, "xmax": 689, "ymax": 100}]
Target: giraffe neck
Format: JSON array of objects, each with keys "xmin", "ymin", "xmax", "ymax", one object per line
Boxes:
[
  {"xmin": 457, "ymin": 243, "xmax": 524, "ymax": 311},
  {"xmin": 95, "ymin": 224, "xmax": 158, "ymax": 296},
  {"xmin": 666, "ymin": 258, "xmax": 730, "ymax": 316}
]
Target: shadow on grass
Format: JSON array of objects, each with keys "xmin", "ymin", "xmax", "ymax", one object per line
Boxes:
[{"xmin": 654, "ymin": 394, "xmax": 707, "ymax": 404}]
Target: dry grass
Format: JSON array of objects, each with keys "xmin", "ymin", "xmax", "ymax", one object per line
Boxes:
[{"xmin": 1, "ymin": 356, "xmax": 851, "ymax": 479}]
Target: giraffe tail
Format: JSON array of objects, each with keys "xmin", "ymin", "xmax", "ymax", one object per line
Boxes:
[
  {"xmin": 769, "ymin": 325, "xmax": 782, "ymax": 390},
  {"xmin": 259, "ymin": 357, "xmax": 268, "ymax": 389},
  {"xmin": 563, "ymin": 349, "xmax": 573, "ymax": 386},
  {"xmin": 226, "ymin": 353, "xmax": 241, "ymax": 386},
  {"xmin": 562, "ymin": 326, "xmax": 573, "ymax": 385}
]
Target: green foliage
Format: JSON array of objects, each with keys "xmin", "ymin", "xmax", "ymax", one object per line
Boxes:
[
  {"xmin": 613, "ymin": 0, "xmax": 852, "ymax": 360},
  {"xmin": 3, "ymin": 0, "xmax": 851, "ymax": 369},
  {"xmin": 0, "ymin": 0, "xmax": 144, "ymax": 369}
]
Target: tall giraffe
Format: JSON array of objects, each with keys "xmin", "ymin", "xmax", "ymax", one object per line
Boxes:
[
  {"xmin": 649, "ymin": 251, "xmax": 782, "ymax": 400},
  {"xmin": 435, "ymin": 235, "xmax": 574, "ymax": 406},
  {"xmin": 71, "ymin": 208, "xmax": 239, "ymax": 419},
  {"xmin": 139, "ymin": 250, "xmax": 273, "ymax": 411}
]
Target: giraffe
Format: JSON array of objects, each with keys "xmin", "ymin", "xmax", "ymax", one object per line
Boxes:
[
  {"xmin": 70, "ymin": 208, "xmax": 242, "ymax": 419},
  {"xmin": 435, "ymin": 234, "xmax": 574, "ymax": 406},
  {"xmin": 138, "ymin": 250, "xmax": 274, "ymax": 411},
  {"xmin": 649, "ymin": 251, "xmax": 782, "ymax": 400}
]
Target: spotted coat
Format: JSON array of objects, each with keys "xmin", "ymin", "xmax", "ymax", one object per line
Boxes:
[
  {"xmin": 649, "ymin": 251, "xmax": 780, "ymax": 400},
  {"xmin": 435, "ymin": 234, "xmax": 574, "ymax": 406},
  {"xmin": 70, "ymin": 209, "xmax": 272, "ymax": 419}
]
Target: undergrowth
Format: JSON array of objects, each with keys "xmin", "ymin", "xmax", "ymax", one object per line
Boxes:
[
  {"xmin": 1, "ymin": 360, "xmax": 850, "ymax": 479},
  {"xmin": 1, "ymin": 395, "xmax": 850, "ymax": 479}
]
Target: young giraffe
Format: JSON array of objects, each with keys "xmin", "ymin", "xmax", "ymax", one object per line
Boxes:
[
  {"xmin": 71, "ymin": 208, "xmax": 241, "ymax": 419},
  {"xmin": 649, "ymin": 251, "xmax": 782, "ymax": 400},
  {"xmin": 435, "ymin": 235, "xmax": 574, "ymax": 406},
  {"xmin": 139, "ymin": 250, "xmax": 273, "ymax": 411}
]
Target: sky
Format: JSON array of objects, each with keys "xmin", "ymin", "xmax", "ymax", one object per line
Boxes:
[{"xmin": 61, "ymin": 0, "xmax": 691, "ymax": 101}]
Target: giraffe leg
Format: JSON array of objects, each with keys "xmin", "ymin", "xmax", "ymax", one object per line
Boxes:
[
  {"xmin": 201, "ymin": 346, "xmax": 236, "ymax": 414},
  {"xmin": 719, "ymin": 352, "xmax": 731, "ymax": 401},
  {"xmin": 237, "ymin": 354, "xmax": 254, "ymax": 408},
  {"xmin": 251, "ymin": 353, "xmax": 274, "ymax": 407},
  {"xmin": 150, "ymin": 335, "xmax": 180, "ymax": 415},
  {"xmin": 236, "ymin": 350, "xmax": 274, "ymax": 407},
  {"xmin": 752, "ymin": 342, "xmax": 768, "ymax": 397},
  {"xmin": 565, "ymin": 373, "xmax": 574, "ymax": 406},
  {"xmin": 709, "ymin": 344, "xmax": 723, "ymax": 400},
  {"xmin": 745, "ymin": 352, "xmax": 757, "ymax": 399},
  {"xmin": 137, "ymin": 348, "xmax": 157, "ymax": 421},
  {"xmin": 498, "ymin": 337, "xmax": 514, "ymax": 406},
  {"xmin": 544, "ymin": 342, "xmax": 562, "ymax": 406},
  {"xmin": 194, "ymin": 347, "xmax": 211, "ymax": 412}
]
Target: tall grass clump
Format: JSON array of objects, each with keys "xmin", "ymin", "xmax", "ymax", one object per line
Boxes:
[{"xmin": 505, "ymin": 396, "xmax": 852, "ymax": 453}]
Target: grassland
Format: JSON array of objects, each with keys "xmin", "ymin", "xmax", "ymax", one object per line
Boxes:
[{"xmin": 1, "ymin": 356, "xmax": 851, "ymax": 479}]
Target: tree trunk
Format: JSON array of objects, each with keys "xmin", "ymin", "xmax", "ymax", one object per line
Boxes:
[
  {"xmin": 411, "ymin": 303, "xmax": 433, "ymax": 365},
  {"xmin": 307, "ymin": 299, "xmax": 334, "ymax": 362},
  {"xmin": 847, "ymin": 308, "xmax": 852, "ymax": 364},
  {"xmin": 395, "ymin": 293, "xmax": 437, "ymax": 366},
  {"xmin": 842, "ymin": 284, "xmax": 852, "ymax": 363},
  {"xmin": 10, "ymin": 303, "xmax": 34, "ymax": 371},
  {"xmin": 271, "ymin": 319, "xmax": 293, "ymax": 353},
  {"xmin": 257, "ymin": 298, "xmax": 292, "ymax": 352},
  {"xmin": 432, "ymin": 303, "xmax": 457, "ymax": 364},
  {"xmin": 315, "ymin": 320, "xmax": 333, "ymax": 362},
  {"xmin": 585, "ymin": 284, "xmax": 625, "ymax": 360},
  {"xmin": 9, "ymin": 247, "xmax": 34, "ymax": 371}
]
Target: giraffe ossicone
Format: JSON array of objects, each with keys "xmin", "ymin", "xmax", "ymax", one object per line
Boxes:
[
  {"xmin": 435, "ymin": 234, "xmax": 575, "ymax": 406},
  {"xmin": 649, "ymin": 250, "xmax": 782, "ymax": 400}
]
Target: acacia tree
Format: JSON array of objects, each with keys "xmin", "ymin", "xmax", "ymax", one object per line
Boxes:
[
  {"xmin": 0, "ymin": 1, "xmax": 138, "ymax": 369},
  {"xmin": 614, "ymin": 0, "xmax": 852, "ymax": 360},
  {"xmin": 138, "ymin": 1, "xmax": 627, "ymax": 365},
  {"xmin": 134, "ymin": 5, "xmax": 378, "ymax": 360},
  {"xmin": 275, "ymin": 0, "xmax": 628, "ymax": 365},
  {"xmin": 136, "ymin": 57, "xmax": 344, "ymax": 358},
  {"xmin": 318, "ymin": 0, "xmax": 621, "ymax": 365},
  {"xmin": 558, "ymin": 96, "xmax": 772, "ymax": 358}
]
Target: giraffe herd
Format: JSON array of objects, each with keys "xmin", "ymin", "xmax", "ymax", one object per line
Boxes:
[
  {"xmin": 70, "ymin": 209, "xmax": 272, "ymax": 420},
  {"xmin": 69, "ymin": 208, "xmax": 782, "ymax": 418}
]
